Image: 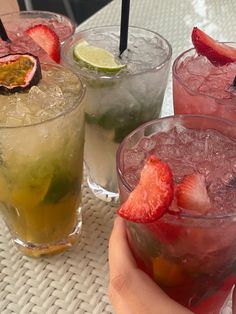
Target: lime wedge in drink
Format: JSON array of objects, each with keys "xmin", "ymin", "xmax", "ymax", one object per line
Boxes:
[{"xmin": 73, "ymin": 40, "xmax": 126, "ymax": 72}]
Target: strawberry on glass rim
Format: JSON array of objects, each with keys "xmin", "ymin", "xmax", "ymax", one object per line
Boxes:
[
  {"xmin": 117, "ymin": 155, "xmax": 174, "ymax": 223},
  {"xmin": 191, "ymin": 26, "xmax": 236, "ymax": 66},
  {"xmin": 117, "ymin": 155, "xmax": 211, "ymax": 224},
  {"xmin": 26, "ymin": 24, "xmax": 61, "ymax": 63}
]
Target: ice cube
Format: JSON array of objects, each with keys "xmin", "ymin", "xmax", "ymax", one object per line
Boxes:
[
  {"xmin": 187, "ymin": 55, "xmax": 212, "ymax": 76},
  {"xmin": 15, "ymin": 97, "xmax": 30, "ymax": 117},
  {"xmin": 28, "ymin": 86, "xmax": 48, "ymax": 112},
  {"xmin": 139, "ymin": 137, "xmax": 156, "ymax": 151},
  {"xmin": 197, "ymin": 161, "xmax": 212, "ymax": 176},
  {"xmin": 123, "ymin": 148, "xmax": 146, "ymax": 170},
  {"xmin": 28, "ymin": 84, "xmax": 65, "ymax": 120},
  {"xmin": 176, "ymin": 128, "xmax": 194, "ymax": 144},
  {"xmin": 47, "ymin": 85, "xmax": 65, "ymax": 108}
]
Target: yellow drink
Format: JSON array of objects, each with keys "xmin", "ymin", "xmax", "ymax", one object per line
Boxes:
[{"xmin": 0, "ymin": 63, "xmax": 86, "ymax": 257}]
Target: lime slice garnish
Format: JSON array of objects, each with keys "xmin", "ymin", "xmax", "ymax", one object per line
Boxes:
[{"xmin": 73, "ymin": 40, "xmax": 126, "ymax": 72}]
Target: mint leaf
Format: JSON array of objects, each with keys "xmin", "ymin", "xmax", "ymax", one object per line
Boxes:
[
  {"xmin": 85, "ymin": 101, "xmax": 161, "ymax": 143},
  {"xmin": 43, "ymin": 173, "xmax": 75, "ymax": 203}
]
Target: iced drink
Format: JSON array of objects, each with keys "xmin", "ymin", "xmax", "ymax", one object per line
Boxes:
[
  {"xmin": 173, "ymin": 27, "xmax": 236, "ymax": 121},
  {"xmin": 0, "ymin": 56, "xmax": 86, "ymax": 257},
  {"xmin": 61, "ymin": 26, "xmax": 172, "ymax": 202},
  {"xmin": 117, "ymin": 115, "xmax": 236, "ymax": 314},
  {"xmin": 0, "ymin": 10, "xmax": 75, "ymax": 62}
]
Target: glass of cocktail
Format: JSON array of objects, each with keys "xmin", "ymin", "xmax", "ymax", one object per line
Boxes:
[
  {"xmin": 116, "ymin": 114, "xmax": 236, "ymax": 314},
  {"xmin": 61, "ymin": 25, "xmax": 172, "ymax": 202},
  {"xmin": 0, "ymin": 54, "xmax": 86, "ymax": 257},
  {"xmin": 0, "ymin": 10, "xmax": 76, "ymax": 62},
  {"xmin": 173, "ymin": 27, "xmax": 236, "ymax": 122}
]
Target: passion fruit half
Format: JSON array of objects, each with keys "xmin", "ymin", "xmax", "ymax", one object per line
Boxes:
[{"xmin": 0, "ymin": 53, "xmax": 42, "ymax": 94}]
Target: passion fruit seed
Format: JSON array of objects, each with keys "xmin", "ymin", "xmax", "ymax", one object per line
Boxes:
[{"xmin": 0, "ymin": 53, "xmax": 42, "ymax": 94}]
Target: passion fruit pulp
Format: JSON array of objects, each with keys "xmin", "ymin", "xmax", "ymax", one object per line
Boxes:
[{"xmin": 0, "ymin": 53, "xmax": 42, "ymax": 94}]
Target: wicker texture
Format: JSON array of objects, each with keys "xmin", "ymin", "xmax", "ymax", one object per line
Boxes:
[
  {"xmin": 0, "ymin": 0, "xmax": 236, "ymax": 313},
  {"xmin": 0, "ymin": 185, "xmax": 115, "ymax": 313}
]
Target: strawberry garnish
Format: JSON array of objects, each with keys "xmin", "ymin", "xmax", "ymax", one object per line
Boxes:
[
  {"xmin": 192, "ymin": 27, "xmax": 236, "ymax": 66},
  {"xmin": 26, "ymin": 24, "xmax": 60, "ymax": 63},
  {"xmin": 117, "ymin": 155, "xmax": 174, "ymax": 223},
  {"xmin": 176, "ymin": 173, "xmax": 210, "ymax": 213}
]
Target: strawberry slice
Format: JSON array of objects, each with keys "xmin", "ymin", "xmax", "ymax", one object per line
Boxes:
[
  {"xmin": 176, "ymin": 173, "xmax": 210, "ymax": 213},
  {"xmin": 192, "ymin": 27, "xmax": 236, "ymax": 66},
  {"xmin": 26, "ymin": 24, "xmax": 60, "ymax": 63},
  {"xmin": 117, "ymin": 155, "xmax": 174, "ymax": 223}
]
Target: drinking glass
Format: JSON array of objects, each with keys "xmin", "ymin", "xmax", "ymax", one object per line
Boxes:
[
  {"xmin": 0, "ymin": 10, "xmax": 76, "ymax": 62},
  {"xmin": 0, "ymin": 63, "xmax": 86, "ymax": 257},
  {"xmin": 173, "ymin": 45, "xmax": 236, "ymax": 122},
  {"xmin": 117, "ymin": 114, "xmax": 236, "ymax": 314},
  {"xmin": 61, "ymin": 25, "xmax": 172, "ymax": 202}
]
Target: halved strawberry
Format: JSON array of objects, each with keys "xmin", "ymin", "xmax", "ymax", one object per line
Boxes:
[
  {"xmin": 192, "ymin": 27, "xmax": 236, "ymax": 66},
  {"xmin": 117, "ymin": 155, "xmax": 174, "ymax": 223},
  {"xmin": 26, "ymin": 24, "xmax": 60, "ymax": 63},
  {"xmin": 176, "ymin": 173, "xmax": 210, "ymax": 213}
]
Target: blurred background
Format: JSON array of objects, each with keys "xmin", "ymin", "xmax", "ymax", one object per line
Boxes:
[{"xmin": 18, "ymin": 0, "xmax": 113, "ymax": 25}]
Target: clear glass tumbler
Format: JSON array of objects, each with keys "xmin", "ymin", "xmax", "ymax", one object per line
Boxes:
[
  {"xmin": 173, "ymin": 45, "xmax": 236, "ymax": 122},
  {"xmin": 61, "ymin": 25, "xmax": 172, "ymax": 202},
  {"xmin": 117, "ymin": 114, "xmax": 236, "ymax": 314},
  {"xmin": 0, "ymin": 10, "xmax": 76, "ymax": 62},
  {"xmin": 0, "ymin": 63, "xmax": 86, "ymax": 257}
]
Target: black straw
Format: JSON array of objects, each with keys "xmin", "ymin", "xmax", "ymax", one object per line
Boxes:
[
  {"xmin": 119, "ymin": 0, "xmax": 130, "ymax": 56},
  {"xmin": 233, "ymin": 75, "xmax": 236, "ymax": 87},
  {"xmin": 0, "ymin": 19, "xmax": 11, "ymax": 43}
]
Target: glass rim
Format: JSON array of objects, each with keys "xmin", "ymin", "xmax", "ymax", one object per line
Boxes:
[
  {"xmin": 0, "ymin": 9, "xmax": 76, "ymax": 39},
  {"xmin": 0, "ymin": 63, "xmax": 86, "ymax": 130},
  {"xmin": 172, "ymin": 43, "xmax": 236, "ymax": 102},
  {"xmin": 61, "ymin": 24, "xmax": 172, "ymax": 79},
  {"xmin": 116, "ymin": 114, "xmax": 236, "ymax": 221}
]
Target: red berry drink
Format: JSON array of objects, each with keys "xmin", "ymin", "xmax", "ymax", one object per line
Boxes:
[
  {"xmin": 0, "ymin": 11, "xmax": 76, "ymax": 63},
  {"xmin": 116, "ymin": 115, "xmax": 236, "ymax": 314},
  {"xmin": 173, "ymin": 27, "xmax": 236, "ymax": 122}
]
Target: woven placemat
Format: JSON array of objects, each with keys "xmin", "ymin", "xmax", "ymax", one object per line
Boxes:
[{"xmin": 0, "ymin": 183, "xmax": 115, "ymax": 314}]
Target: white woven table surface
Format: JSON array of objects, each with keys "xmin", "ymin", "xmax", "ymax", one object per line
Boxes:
[{"xmin": 0, "ymin": 0, "xmax": 236, "ymax": 313}]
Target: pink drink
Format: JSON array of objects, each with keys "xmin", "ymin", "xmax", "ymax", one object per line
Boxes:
[
  {"xmin": 173, "ymin": 47, "xmax": 236, "ymax": 121},
  {"xmin": 117, "ymin": 115, "xmax": 236, "ymax": 314},
  {"xmin": 0, "ymin": 11, "xmax": 75, "ymax": 62}
]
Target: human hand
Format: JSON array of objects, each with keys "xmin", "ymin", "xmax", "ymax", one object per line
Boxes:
[{"xmin": 108, "ymin": 216, "xmax": 193, "ymax": 314}]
